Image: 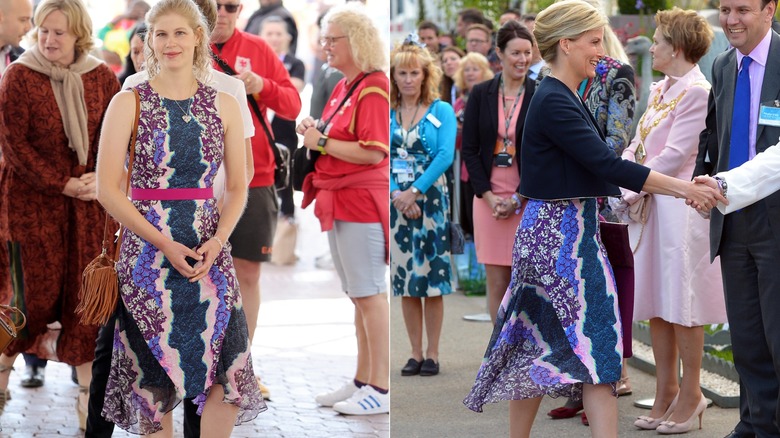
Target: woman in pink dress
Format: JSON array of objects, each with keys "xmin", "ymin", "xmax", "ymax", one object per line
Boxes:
[
  {"xmin": 614, "ymin": 8, "xmax": 727, "ymax": 434},
  {"xmin": 461, "ymin": 20, "xmax": 535, "ymax": 323}
]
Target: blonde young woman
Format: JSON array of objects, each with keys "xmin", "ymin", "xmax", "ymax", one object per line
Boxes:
[
  {"xmin": 547, "ymin": 0, "xmax": 638, "ymax": 424},
  {"xmin": 463, "ymin": 2, "xmax": 724, "ymax": 437},
  {"xmin": 96, "ymin": 0, "xmax": 263, "ymax": 435}
]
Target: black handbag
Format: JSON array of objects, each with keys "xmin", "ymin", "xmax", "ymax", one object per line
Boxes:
[
  {"xmin": 292, "ymin": 146, "xmax": 318, "ymax": 192},
  {"xmin": 292, "ymin": 71, "xmax": 378, "ymax": 191},
  {"xmin": 212, "ymin": 53, "xmax": 290, "ymax": 190}
]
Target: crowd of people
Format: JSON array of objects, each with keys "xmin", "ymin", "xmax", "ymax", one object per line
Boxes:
[
  {"xmin": 3, "ymin": 0, "xmax": 780, "ymax": 436},
  {"xmin": 392, "ymin": 1, "xmax": 780, "ymax": 438},
  {"xmin": 0, "ymin": 0, "xmax": 390, "ymax": 435}
]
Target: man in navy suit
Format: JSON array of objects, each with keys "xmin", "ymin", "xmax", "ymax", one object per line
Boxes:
[{"xmin": 694, "ymin": 1, "xmax": 780, "ymax": 436}]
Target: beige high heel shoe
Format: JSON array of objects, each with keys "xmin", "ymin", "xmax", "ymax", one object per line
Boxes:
[
  {"xmin": 0, "ymin": 365, "xmax": 12, "ymax": 416},
  {"xmin": 633, "ymin": 393, "xmax": 679, "ymax": 430},
  {"xmin": 656, "ymin": 394, "xmax": 707, "ymax": 435}
]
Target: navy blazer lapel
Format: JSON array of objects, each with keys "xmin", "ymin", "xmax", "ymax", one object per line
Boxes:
[
  {"xmin": 757, "ymin": 32, "xmax": 780, "ymax": 142},
  {"xmin": 514, "ymin": 77, "xmax": 534, "ymax": 142},
  {"xmin": 486, "ymin": 75, "xmax": 500, "ymax": 134}
]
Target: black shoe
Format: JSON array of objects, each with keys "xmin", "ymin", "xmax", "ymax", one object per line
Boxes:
[
  {"xmin": 419, "ymin": 358, "xmax": 439, "ymax": 376},
  {"xmin": 401, "ymin": 358, "xmax": 423, "ymax": 376},
  {"xmin": 20, "ymin": 366, "xmax": 44, "ymax": 388}
]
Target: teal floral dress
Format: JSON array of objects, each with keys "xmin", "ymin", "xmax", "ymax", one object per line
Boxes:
[{"xmin": 390, "ymin": 105, "xmax": 455, "ymax": 298}]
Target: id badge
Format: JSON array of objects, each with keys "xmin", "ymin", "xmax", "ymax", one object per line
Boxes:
[
  {"xmin": 759, "ymin": 101, "xmax": 780, "ymax": 127},
  {"xmin": 494, "ymin": 152, "xmax": 513, "ymax": 168},
  {"xmin": 392, "ymin": 158, "xmax": 415, "ymax": 183},
  {"xmin": 392, "ymin": 158, "xmax": 410, "ymax": 174}
]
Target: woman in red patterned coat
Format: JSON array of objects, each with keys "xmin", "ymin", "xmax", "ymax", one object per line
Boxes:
[{"xmin": 0, "ymin": 0, "xmax": 119, "ymax": 428}]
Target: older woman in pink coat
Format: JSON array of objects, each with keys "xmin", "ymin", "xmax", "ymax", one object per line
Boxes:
[{"xmin": 613, "ymin": 8, "xmax": 727, "ymax": 435}]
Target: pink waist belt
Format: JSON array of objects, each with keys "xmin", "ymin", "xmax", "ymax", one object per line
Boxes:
[{"xmin": 131, "ymin": 187, "xmax": 213, "ymax": 201}]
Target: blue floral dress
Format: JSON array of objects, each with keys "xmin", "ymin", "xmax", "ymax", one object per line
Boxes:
[
  {"xmin": 102, "ymin": 81, "xmax": 265, "ymax": 434},
  {"xmin": 390, "ymin": 121, "xmax": 452, "ymax": 298},
  {"xmin": 464, "ymin": 198, "xmax": 622, "ymax": 411}
]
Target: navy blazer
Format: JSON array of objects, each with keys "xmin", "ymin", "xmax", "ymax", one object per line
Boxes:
[
  {"xmin": 461, "ymin": 74, "xmax": 536, "ymax": 197},
  {"xmin": 520, "ymin": 77, "xmax": 649, "ymax": 200}
]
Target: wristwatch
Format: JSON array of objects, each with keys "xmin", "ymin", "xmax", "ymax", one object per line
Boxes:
[
  {"xmin": 317, "ymin": 136, "xmax": 328, "ymax": 155},
  {"xmin": 411, "ymin": 187, "xmax": 420, "ymax": 195},
  {"xmin": 713, "ymin": 176, "xmax": 728, "ymax": 198}
]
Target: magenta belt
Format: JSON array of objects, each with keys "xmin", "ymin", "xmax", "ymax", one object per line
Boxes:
[{"xmin": 131, "ymin": 187, "xmax": 213, "ymax": 201}]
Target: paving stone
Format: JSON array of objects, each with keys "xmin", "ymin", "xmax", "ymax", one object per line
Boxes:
[{"xmin": 0, "ymin": 206, "xmax": 387, "ymax": 436}]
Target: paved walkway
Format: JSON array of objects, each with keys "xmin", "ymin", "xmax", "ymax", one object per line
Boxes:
[
  {"xmin": 0, "ymin": 200, "xmax": 389, "ymax": 437},
  {"xmin": 391, "ymin": 290, "xmax": 740, "ymax": 437}
]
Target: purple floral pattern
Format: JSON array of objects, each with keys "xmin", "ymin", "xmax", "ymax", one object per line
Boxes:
[
  {"xmin": 464, "ymin": 199, "xmax": 622, "ymax": 412},
  {"xmin": 104, "ymin": 81, "xmax": 265, "ymax": 434}
]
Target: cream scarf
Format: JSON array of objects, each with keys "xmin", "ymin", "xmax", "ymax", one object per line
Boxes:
[{"xmin": 15, "ymin": 46, "xmax": 102, "ymax": 166}]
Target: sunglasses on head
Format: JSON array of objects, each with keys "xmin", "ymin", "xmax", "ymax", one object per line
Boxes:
[{"xmin": 216, "ymin": 3, "xmax": 239, "ymax": 13}]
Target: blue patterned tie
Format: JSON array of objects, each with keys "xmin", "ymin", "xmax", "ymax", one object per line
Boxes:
[{"xmin": 729, "ymin": 56, "xmax": 753, "ymax": 169}]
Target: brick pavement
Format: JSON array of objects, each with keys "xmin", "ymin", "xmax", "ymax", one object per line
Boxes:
[{"xmin": 0, "ymin": 203, "xmax": 389, "ymax": 437}]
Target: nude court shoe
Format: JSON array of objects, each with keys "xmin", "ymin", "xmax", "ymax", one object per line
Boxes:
[
  {"xmin": 656, "ymin": 394, "xmax": 707, "ymax": 435},
  {"xmin": 633, "ymin": 393, "xmax": 679, "ymax": 430}
]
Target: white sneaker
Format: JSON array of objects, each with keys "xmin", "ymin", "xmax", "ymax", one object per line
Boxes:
[
  {"xmin": 315, "ymin": 380, "xmax": 358, "ymax": 407},
  {"xmin": 332, "ymin": 385, "xmax": 389, "ymax": 415}
]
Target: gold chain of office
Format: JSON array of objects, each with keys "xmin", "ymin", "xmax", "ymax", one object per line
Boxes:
[
  {"xmin": 635, "ymin": 88, "xmax": 690, "ymax": 164},
  {"xmin": 635, "ymin": 81, "xmax": 709, "ymax": 164}
]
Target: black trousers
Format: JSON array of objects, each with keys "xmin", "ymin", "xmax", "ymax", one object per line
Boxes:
[
  {"xmin": 85, "ymin": 308, "xmax": 201, "ymax": 438},
  {"xmin": 720, "ymin": 201, "xmax": 780, "ymax": 437}
]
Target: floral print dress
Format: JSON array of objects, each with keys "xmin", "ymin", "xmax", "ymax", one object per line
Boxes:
[
  {"xmin": 102, "ymin": 81, "xmax": 265, "ymax": 434},
  {"xmin": 390, "ymin": 119, "xmax": 452, "ymax": 298}
]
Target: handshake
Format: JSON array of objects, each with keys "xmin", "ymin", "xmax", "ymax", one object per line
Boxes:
[
  {"xmin": 611, "ymin": 174, "xmax": 728, "ymax": 222},
  {"xmin": 684, "ymin": 175, "xmax": 728, "ymax": 218}
]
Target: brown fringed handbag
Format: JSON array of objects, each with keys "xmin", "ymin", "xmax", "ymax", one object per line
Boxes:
[
  {"xmin": 76, "ymin": 89, "xmax": 140, "ymax": 326},
  {"xmin": 0, "ymin": 304, "xmax": 26, "ymax": 353}
]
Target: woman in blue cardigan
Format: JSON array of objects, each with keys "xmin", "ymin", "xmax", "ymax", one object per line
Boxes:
[
  {"xmin": 390, "ymin": 37, "xmax": 456, "ymax": 377},
  {"xmin": 463, "ymin": 2, "xmax": 725, "ymax": 437}
]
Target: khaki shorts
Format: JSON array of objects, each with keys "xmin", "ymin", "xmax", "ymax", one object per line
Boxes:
[{"xmin": 328, "ymin": 221, "xmax": 387, "ymax": 298}]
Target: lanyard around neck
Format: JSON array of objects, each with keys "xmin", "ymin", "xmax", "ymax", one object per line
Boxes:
[{"xmin": 500, "ymin": 75, "xmax": 524, "ymax": 148}]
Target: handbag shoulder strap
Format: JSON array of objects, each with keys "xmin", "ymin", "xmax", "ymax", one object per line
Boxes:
[
  {"xmin": 211, "ymin": 53, "xmax": 282, "ymax": 168},
  {"xmin": 319, "ymin": 71, "xmax": 375, "ymax": 133},
  {"xmin": 101, "ymin": 88, "xmax": 140, "ymax": 259}
]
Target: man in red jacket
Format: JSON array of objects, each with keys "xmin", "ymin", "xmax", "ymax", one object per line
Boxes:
[{"xmin": 211, "ymin": 0, "xmax": 302, "ymax": 399}]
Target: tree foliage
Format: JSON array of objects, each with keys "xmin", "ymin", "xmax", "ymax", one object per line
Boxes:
[{"xmin": 433, "ymin": 0, "xmax": 512, "ymax": 27}]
